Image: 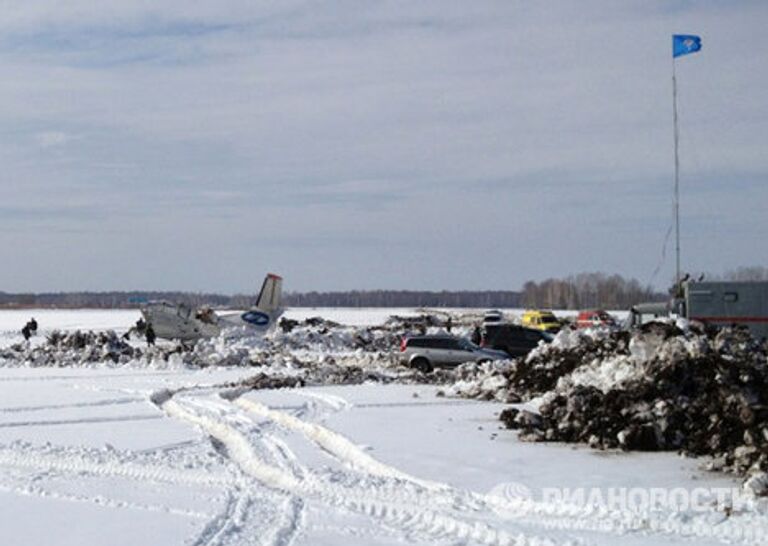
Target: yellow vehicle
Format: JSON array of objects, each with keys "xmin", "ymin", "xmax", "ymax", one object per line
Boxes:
[{"xmin": 521, "ymin": 310, "xmax": 561, "ymax": 333}]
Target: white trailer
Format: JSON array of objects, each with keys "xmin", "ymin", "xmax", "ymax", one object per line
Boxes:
[
  {"xmin": 629, "ymin": 281, "xmax": 768, "ymax": 341},
  {"xmin": 683, "ymin": 281, "xmax": 768, "ymax": 340}
]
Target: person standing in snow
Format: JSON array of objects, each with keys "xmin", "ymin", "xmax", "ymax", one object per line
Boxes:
[
  {"xmin": 21, "ymin": 324, "xmax": 31, "ymax": 341},
  {"xmin": 145, "ymin": 323, "xmax": 156, "ymax": 346},
  {"xmin": 471, "ymin": 325, "xmax": 482, "ymax": 345},
  {"xmin": 445, "ymin": 317, "xmax": 453, "ymax": 333},
  {"xmin": 124, "ymin": 318, "xmax": 148, "ymax": 341}
]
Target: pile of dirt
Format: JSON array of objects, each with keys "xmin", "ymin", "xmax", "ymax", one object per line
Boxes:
[
  {"xmin": 443, "ymin": 328, "xmax": 631, "ymax": 402},
  {"xmin": 278, "ymin": 316, "xmax": 340, "ymax": 333},
  {"xmin": 498, "ymin": 325, "xmax": 768, "ymax": 478},
  {"xmin": 385, "ymin": 314, "xmax": 445, "ymax": 329},
  {"xmin": 215, "ymin": 361, "xmax": 453, "ymax": 396},
  {"xmin": 1, "ymin": 330, "xmax": 137, "ymax": 366}
]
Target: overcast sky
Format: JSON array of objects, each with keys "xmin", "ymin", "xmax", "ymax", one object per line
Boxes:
[{"xmin": 1, "ymin": 1, "xmax": 766, "ymax": 293}]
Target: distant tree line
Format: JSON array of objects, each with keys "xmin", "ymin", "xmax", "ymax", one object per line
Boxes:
[
  {"xmin": 2, "ymin": 268, "xmax": 764, "ymax": 310},
  {"xmin": 281, "ymin": 290, "xmax": 523, "ymax": 308},
  {"xmin": 0, "ymin": 291, "xmax": 234, "ymax": 309},
  {"xmin": 521, "ymin": 272, "xmax": 666, "ymax": 310}
]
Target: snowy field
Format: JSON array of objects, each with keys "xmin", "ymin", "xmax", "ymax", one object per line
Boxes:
[{"xmin": 0, "ymin": 308, "xmax": 764, "ymax": 546}]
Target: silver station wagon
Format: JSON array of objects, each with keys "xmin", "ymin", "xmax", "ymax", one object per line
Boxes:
[{"xmin": 399, "ymin": 334, "xmax": 508, "ymax": 373}]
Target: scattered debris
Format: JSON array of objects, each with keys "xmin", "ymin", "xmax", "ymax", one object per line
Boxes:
[{"xmin": 0, "ymin": 317, "xmax": 459, "ymax": 391}]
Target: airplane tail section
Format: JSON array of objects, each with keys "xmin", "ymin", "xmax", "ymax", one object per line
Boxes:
[{"xmin": 255, "ymin": 273, "xmax": 283, "ymax": 313}]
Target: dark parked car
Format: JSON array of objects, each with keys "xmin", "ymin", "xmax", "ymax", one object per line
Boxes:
[{"xmin": 481, "ymin": 323, "xmax": 553, "ymax": 358}]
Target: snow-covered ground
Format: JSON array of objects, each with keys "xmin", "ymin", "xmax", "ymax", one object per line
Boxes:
[
  {"xmin": 0, "ymin": 309, "xmax": 141, "ymax": 348},
  {"xmin": 0, "ymin": 307, "xmax": 595, "ymax": 348},
  {"xmin": 0, "ymin": 309, "xmax": 764, "ymax": 545}
]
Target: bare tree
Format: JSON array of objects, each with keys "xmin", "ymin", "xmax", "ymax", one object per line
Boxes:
[{"xmin": 520, "ymin": 272, "xmax": 664, "ymax": 310}]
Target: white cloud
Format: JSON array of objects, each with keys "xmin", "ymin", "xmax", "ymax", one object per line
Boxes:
[{"xmin": 0, "ymin": 1, "xmax": 766, "ymax": 291}]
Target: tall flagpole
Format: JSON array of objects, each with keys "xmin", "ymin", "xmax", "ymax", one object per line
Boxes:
[
  {"xmin": 672, "ymin": 56, "xmax": 681, "ymax": 287},
  {"xmin": 670, "ymin": 34, "xmax": 700, "ymax": 290}
]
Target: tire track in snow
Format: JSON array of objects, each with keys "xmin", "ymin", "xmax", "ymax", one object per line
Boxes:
[
  {"xmin": 0, "ymin": 414, "xmax": 162, "ymax": 428},
  {"xmin": 155, "ymin": 390, "xmax": 560, "ymax": 546},
  {"xmin": 165, "ymin": 392, "xmax": 308, "ymax": 546},
  {"xmin": 225, "ymin": 392, "xmax": 659, "ymax": 541},
  {"xmin": 191, "ymin": 491, "xmax": 253, "ymax": 546},
  {"xmin": 0, "ymin": 439, "xmax": 272, "ymax": 546},
  {"xmin": 228, "ymin": 393, "xmax": 444, "ymax": 490},
  {"xmin": 260, "ymin": 496, "xmax": 305, "ymax": 546},
  {"xmin": 0, "ymin": 444, "xmax": 236, "ymax": 489},
  {"xmin": 136, "ymin": 438, "xmax": 200, "ymax": 455},
  {"xmin": 193, "ymin": 491, "xmax": 303, "ymax": 546},
  {"xmin": 0, "ymin": 482, "xmax": 212, "ymax": 519},
  {"xmin": 261, "ymin": 435, "xmax": 307, "ymax": 482},
  {"xmin": 272, "ymin": 392, "xmax": 768, "ymax": 545},
  {"xmin": 0, "ymin": 396, "xmax": 142, "ymax": 414},
  {"xmin": 291, "ymin": 390, "xmax": 352, "ymax": 412},
  {"xmin": 476, "ymin": 483, "xmax": 768, "ymax": 544},
  {"xmin": 199, "ymin": 389, "xmax": 767, "ymax": 546}
]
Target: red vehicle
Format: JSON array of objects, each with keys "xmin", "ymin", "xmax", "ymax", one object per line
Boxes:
[{"xmin": 576, "ymin": 310, "xmax": 617, "ymax": 329}]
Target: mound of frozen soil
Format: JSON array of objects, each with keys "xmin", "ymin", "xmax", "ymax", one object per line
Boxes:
[
  {"xmin": 6, "ymin": 329, "xmax": 206, "ymax": 368},
  {"xmin": 0, "ymin": 330, "xmax": 153, "ymax": 367},
  {"xmin": 494, "ymin": 325, "xmax": 768, "ymax": 478},
  {"xmin": 444, "ymin": 328, "xmax": 632, "ymax": 402}
]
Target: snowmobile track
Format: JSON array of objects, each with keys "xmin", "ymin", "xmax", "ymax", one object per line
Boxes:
[
  {"xmin": 157, "ymin": 391, "xmax": 561, "ymax": 546},
  {"xmin": 229, "ymin": 393, "xmax": 443, "ymax": 489},
  {"xmin": 0, "ymin": 481, "xmax": 212, "ymax": 519},
  {"xmin": 155, "ymin": 387, "xmax": 768, "ymax": 546},
  {"xmin": 0, "ymin": 413, "xmax": 162, "ymax": 428},
  {"xmin": 0, "ymin": 396, "xmax": 142, "ymax": 414},
  {"xmin": 0, "ymin": 443, "xmax": 236, "ymax": 489}
]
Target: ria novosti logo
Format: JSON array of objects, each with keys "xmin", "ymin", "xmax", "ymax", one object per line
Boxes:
[
  {"xmin": 487, "ymin": 481, "xmax": 533, "ymax": 502},
  {"xmin": 488, "ymin": 481, "xmax": 764, "ymax": 514},
  {"xmin": 487, "ymin": 481, "xmax": 767, "ymax": 542}
]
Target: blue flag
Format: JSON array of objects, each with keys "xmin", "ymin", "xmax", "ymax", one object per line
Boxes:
[{"xmin": 673, "ymin": 35, "xmax": 702, "ymax": 57}]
